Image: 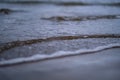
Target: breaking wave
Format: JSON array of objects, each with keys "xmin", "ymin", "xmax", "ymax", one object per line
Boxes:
[{"xmin": 0, "ymin": 43, "xmax": 120, "ymax": 67}]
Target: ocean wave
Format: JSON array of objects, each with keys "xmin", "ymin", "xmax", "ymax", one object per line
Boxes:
[
  {"xmin": 0, "ymin": 34, "xmax": 120, "ymax": 53},
  {"xmin": 42, "ymin": 15, "xmax": 120, "ymax": 21},
  {"xmin": 0, "ymin": 43, "xmax": 120, "ymax": 66}
]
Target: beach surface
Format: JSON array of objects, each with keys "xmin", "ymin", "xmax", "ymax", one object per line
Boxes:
[
  {"xmin": 0, "ymin": 48, "xmax": 120, "ymax": 80},
  {"xmin": 0, "ymin": 0, "xmax": 120, "ymax": 80}
]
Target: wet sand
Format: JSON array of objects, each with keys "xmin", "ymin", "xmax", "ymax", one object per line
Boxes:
[{"xmin": 0, "ymin": 48, "xmax": 120, "ymax": 80}]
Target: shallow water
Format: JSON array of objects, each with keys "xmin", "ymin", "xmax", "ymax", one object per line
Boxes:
[
  {"xmin": 0, "ymin": 48, "xmax": 120, "ymax": 80},
  {"xmin": 0, "ymin": 0, "xmax": 120, "ymax": 65}
]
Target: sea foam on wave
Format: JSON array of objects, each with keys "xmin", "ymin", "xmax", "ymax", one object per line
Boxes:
[{"xmin": 0, "ymin": 43, "xmax": 120, "ymax": 66}]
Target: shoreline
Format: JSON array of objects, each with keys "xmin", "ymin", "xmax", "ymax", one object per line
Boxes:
[
  {"xmin": 0, "ymin": 48, "xmax": 120, "ymax": 80},
  {"xmin": 0, "ymin": 43, "xmax": 120, "ymax": 67}
]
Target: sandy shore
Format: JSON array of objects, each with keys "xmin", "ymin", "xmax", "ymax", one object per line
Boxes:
[{"xmin": 0, "ymin": 48, "xmax": 120, "ymax": 80}]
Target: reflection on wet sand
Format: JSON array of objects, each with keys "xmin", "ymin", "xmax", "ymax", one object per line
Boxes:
[{"xmin": 0, "ymin": 48, "xmax": 120, "ymax": 80}]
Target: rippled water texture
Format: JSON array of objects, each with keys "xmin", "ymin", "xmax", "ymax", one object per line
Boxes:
[{"xmin": 0, "ymin": 0, "xmax": 120, "ymax": 65}]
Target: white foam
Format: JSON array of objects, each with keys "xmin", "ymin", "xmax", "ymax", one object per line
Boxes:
[{"xmin": 0, "ymin": 43, "xmax": 120, "ymax": 66}]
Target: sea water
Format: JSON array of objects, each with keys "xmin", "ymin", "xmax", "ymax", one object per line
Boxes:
[{"xmin": 0, "ymin": 0, "xmax": 120, "ymax": 66}]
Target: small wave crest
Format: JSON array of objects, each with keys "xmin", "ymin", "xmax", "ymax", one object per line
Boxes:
[
  {"xmin": 42, "ymin": 15, "xmax": 120, "ymax": 21},
  {"xmin": 0, "ymin": 43, "xmax": 120, "ymax": 67},
  {"xmin": 0, "ymin": 34, "xmax": 120, "ymax": 53}
]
